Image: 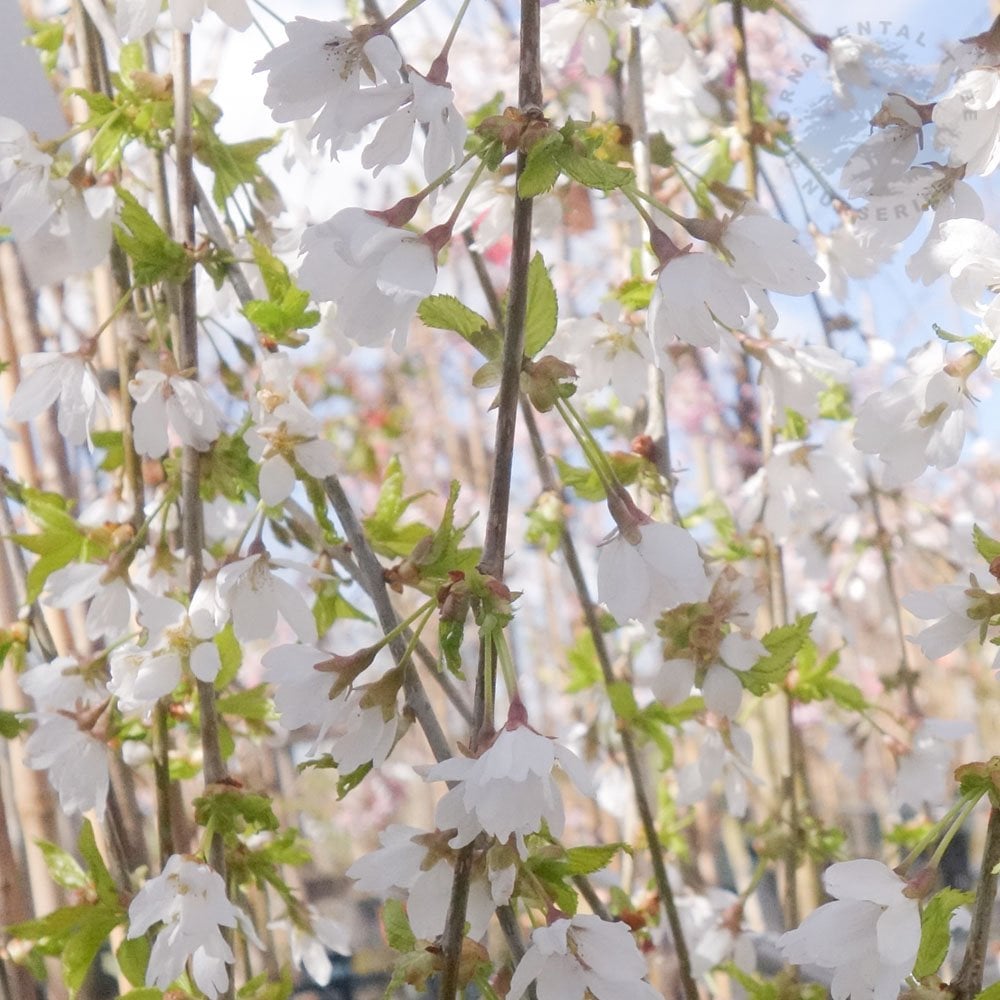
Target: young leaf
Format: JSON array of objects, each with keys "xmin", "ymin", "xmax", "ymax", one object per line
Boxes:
[
  {"xmin": 383, "ymin": 899, "xmax": 416, "ymax": 952},
  {"xmin": 114, "ymin": 190, "xmax": 191, "ymax": 285},
  {"xmin": 741, "ymin": 614, "xmax": 816, "ymax": 696},
  {"xmin": 37, "ymin": 841, "xmax": 88, "ymax": 891},
  {"xmin": 418, "ymin": 295, "xmax": 498, "ymax": 357},
  {"xmin": 517, "ymin": 132, "xmax": 564, "ymax": 198},
  {"xmin": 523, "ymin": 252, "xmax": 558, "ymax": 358},
  {"xmin": 974, "ymin": 524, "xmax": 1000, "ymax": 562},
  {"xmin": 554, "ymin": 145, "xmax": 632, "ymax": 191},
  {"xmin": 913, "ymin": 887, "xmax": 973, "ymax": 978}
]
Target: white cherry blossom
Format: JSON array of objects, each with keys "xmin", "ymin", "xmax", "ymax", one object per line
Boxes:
[
  {"xmin": 854, "ymin": 341, "xmax": 969, "ymax": 486},
  {"xmin": 893, "ymin": 718, "xmax": 972, "ymax": 812},
  {"xmin": 720, "ymin": 210, "xmax": 825, "ymax": 297},
  {"xmin": 779, "ymin": 859, "xmax": 922, "ymax": 1000},
  {"xmin": 676, "ymin": 724, "xmax": 761, "ymax": 818},
  {"xmin": 298, "ymin": 209, "xmax": 439, "ymax": 351},
  {"xmin": 346, "ymin": 825, "xmax": 497, "ymax": 940},
  {"xmin": 216, "ymin": 551, "xmax": 318, "ymax": 645},
  {"xmin": 597, "ymin": 518, "xmax": 710, "ymax": 627},
  {"xmin": 41, "ymin": 563, "xmax": 133, "ymax": 642},
  {"xmin": 116, "ymin": 0, "xmax": 252, "ymax": 39},
  {"xmin": 648, "ymin": 251, "xmax": 750, "ymax": 351},
  {"xmin": 255, "ymin": 19, "xmax": 409, "ymax": 154},
  {"xmin": 509, "ymin": 914, "xmax": 660, "ymax": 1000},
  {"xmin": 933, "ymin": 67, "xmax": 1000, "ymax": 176},
  {"xmin": 127, "ymin": 854, "xmax": 259, "ymax": 997},
  {"xmin": 129, "ymin": 368, "xmax": 222, "ymax": 458},
  {"xmin": 9, "ymin": 350, "xmax": 111, "ymax": 449},
  {"xmin": 424, "ymin": 707, "xmax": 593, "ymax": 855},
  {"xmin": 902, "ymin": 578, "xmax": 999, "ymax": 666}
]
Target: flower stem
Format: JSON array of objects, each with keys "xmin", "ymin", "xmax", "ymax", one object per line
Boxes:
[
  {"xmin": 928, "ymin": 795, "xmax": 980, "ymax": 870},
  {"xmin": 380, "ymin": 0, "xmax": 428, "ymax": 32},
  {"xmin": 437, "ymin": 0, "xmax": 474, "ymax": 66},
  {"xmin": 951, "ymin": 806, "xmax": 1000, "ymax": 1000}
]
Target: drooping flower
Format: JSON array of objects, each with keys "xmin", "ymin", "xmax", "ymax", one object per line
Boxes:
[
  {"xmin": 423, "ymin": 702, "xmax": 593, "ymax": 855},
  {"xmin": 675, "ymin": 723, "xmax": 761, "ymax": 818},
  {"xmin": 244, "ymin": 354, "xmax": 337, "ymax": 506},
  {"xmin": 127, "ymin": 854, "xmax": 259, "ymax": 998},
  {"xmin": 216, "ymin": 551, "xmax": 318, "ymax": 645},
  {"xmin": 362, "ymin": 70, "xmax": 467, "ymax": 183},
  {"xmin": 779, "ymin": 859, "xmax": 923, "ymax": 1000},
  {"xmin": 20, "ymin": 657, "xmax": 110, "ymax": 820},
  {"xmin": 346, "ymin": 825, "xmax": 497, "ymax": 940},
  {"xmin": 647, "ymin": 251, "xmax": 750, "ymax": 352},
  {"xmin": 255, "ymin": 19, "xmax": 410, "ymax": 154},
  {"xmin": 854, "ymin": 341, "xmax": 970, "ymax": 485},
  {"xmin": 508, "ymin": 914, "xmax": 660, "ymax": 1000},
  {"xmin": 117, "ymin": 0, "xmax": 252, "ymax": 42},
  {"xmin": 297, "ymin": 208, "xmax": 439, "ymax": 351},
  {"xmin": 901, "ymin": 576, "xmax": 1000, "ymax": 666},
  {"xmin": 268, "ymin": 908, "xmax": 351, "ymax": 987},
  {"xmin": 41, "ymin": 562, "xmax": 133, "ymax": 642},
  {"xmin": 720, "ymin": 210, "xmax": 825, "ymax": 297},
  {"xmin": 597, "ymin": 498, "xmax": 711, "ymax": 627},
  {"xmin": 933, "ymin": 67, "xmax": 1000, "ymax": 176},
  {"xmin": 893, "ymin": 719, "xmax": 972, "ymax": 812},
  {"xmin": 108, "ymin": 585, "xmax": 223, "ymax": 716},
  {"xmin": 129, "ymin": 367, "xmax": 222, "ymax": 458},
  {"xmin": 9, "ymin": 349, "xmax": 111, "ymax": 450}
]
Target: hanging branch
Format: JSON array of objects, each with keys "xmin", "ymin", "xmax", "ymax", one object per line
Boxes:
[
  {"xmin": 171, "ymin": 31, "xmax": 229, "ymax": 889},
  {"xmin": 438, "ymin": 0, "xmax": 541, "ymax": 994}
]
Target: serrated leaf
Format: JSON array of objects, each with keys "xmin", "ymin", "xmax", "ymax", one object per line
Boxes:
[
  {"xmin": 741, "ymin": 614, "xmax": 816, "ymax": 696},
  {"xmin": 241, "ymin": 236, "xmax": 319, "ymax": 343},
  {"xmin": 517, "ymin": 132, "xmax": 564, "ymax": 198},
  {"xmin": 337, "ymin": 760, "xmax": 373, "ymax": 798},
  {"xmin": 363, "ymin": 457, "xmax": 432, "ymax": 558},
  {"xmin": 383, "ymin": 899, "xmax": 416, "ymax": 952},
  {"xmin": 914, "ymin": 887, "xmax": 973, "ymax": 978},
  {"xmin": 418, "ymin": 295, "xmax": 498, "ymax": 357},
  {"xmin": 564, "ymin": 844, "xmax": 621, "ymax": 875},
  {"xmin": 114, "ymin": 189, "xmax": 191, "ymax": 285},
  {"xmin": 523, "ymin": 252, "xmax": 558, "ymax": 358},
  {"xmin": 554, "ymin": 145, "xmax": 632, "ymax": 191},
  {"xmin": 974, "ymin": 524, "xmax": 1000, "ymax": 562}
]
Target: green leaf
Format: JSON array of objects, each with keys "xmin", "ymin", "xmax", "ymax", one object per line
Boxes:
[
  {"xmin": 241, "ymin": 236, "xmax": 320, "ymax": 344},
  {"xmin": 974, "ymin": 524, "xmax": 1000, "ymax": 562},
  {"xmin": 363, "ymin": 456, "xmax": 432, "ymax": 558},
  {"xmin": 194, "ymin": 788, "xmax": 279, "ymax": 843},
  {"xmin": 565, "ymin": 629, "xmax": 602, "ymax": 693},
  {"xmin": 196, "ymin": 132, "xmax": 279, "ymax": 209},
  {"xmin": 553, "ymin": 453, "xmax": 645, "ymax": 502},
  {"xmin": 37, "ymin": 841, "xmax": 88, "ymax": 891},
  {"xmin": 607, "ymin": 680, "xmax": 639, "ymax": 721},
  {"xmin": 117, "ymin": 990, "xmax": 164, "ymax": 1000},
  {"xmin": 63, "ymin": 905, "xmax": 122, "ymax": 990},
  {"xmin": 517, "ymin": 132, "xmax": 564, "ymax": 198},
  {"xmin": 975, "ymin": 983, "xmax": 1000, "ymax": 1000},
  {"xmin": 418, "ymin": 295, "xmax": 498, "ymax": 358},
  {"xmin": 564, "ymin": 844, "xmax": 621, "ymax": 876},
  {"xmin": 116, "ymin": 934, "xmax": 150, "ymax": 988},
  {"xmin": 313, "ymin": 577, "xmax": 369, "ymax": 634},
  {"xmin": 216, "ymin": 685, "xmax": 275, "ymax": 722},
  {"xmin": 337, "ymin": 760, "xmax": 373, "ymax": 798},
  {"xmin": 78, "ymin": 820, "xmax": 117, "ymax": 906},
  {"xmin": 523, "ymin": 252, "xmax": 558, "ymax": 358},
  {"xmin": 114, "ymin": 189, "xmax": 191, "ymax": 285},
  {"xmin": 614, "ymin": 277, "xmax": 654, "ymax": 311},
  {"xmin": 383, "ymin": 899, "xmax": 416, "ymax": 952},
  {"xmin": 741, "ymin": 614, "xmax": 816, "ymax": 696},
  {"xmin": 789, "ymin": 641, "xmax": 867, "ymax": 711},
  {"xmin": 554, "ymin": 145, "xmax": 632, "ymax": 191},
  {"xmin": 0, "ymin": 710, "xmax": 26, "ymax": 738},
  {"xmin": 440, "ymin": 618, "xmax": 466, "ymax": 677},
  {"xmin": 214, "ymin": 624, "xmax": 242, "ymax": 690},
  {"xmin": 914, "ymin": 887, "xmax": 974, "ymax": 978}
]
